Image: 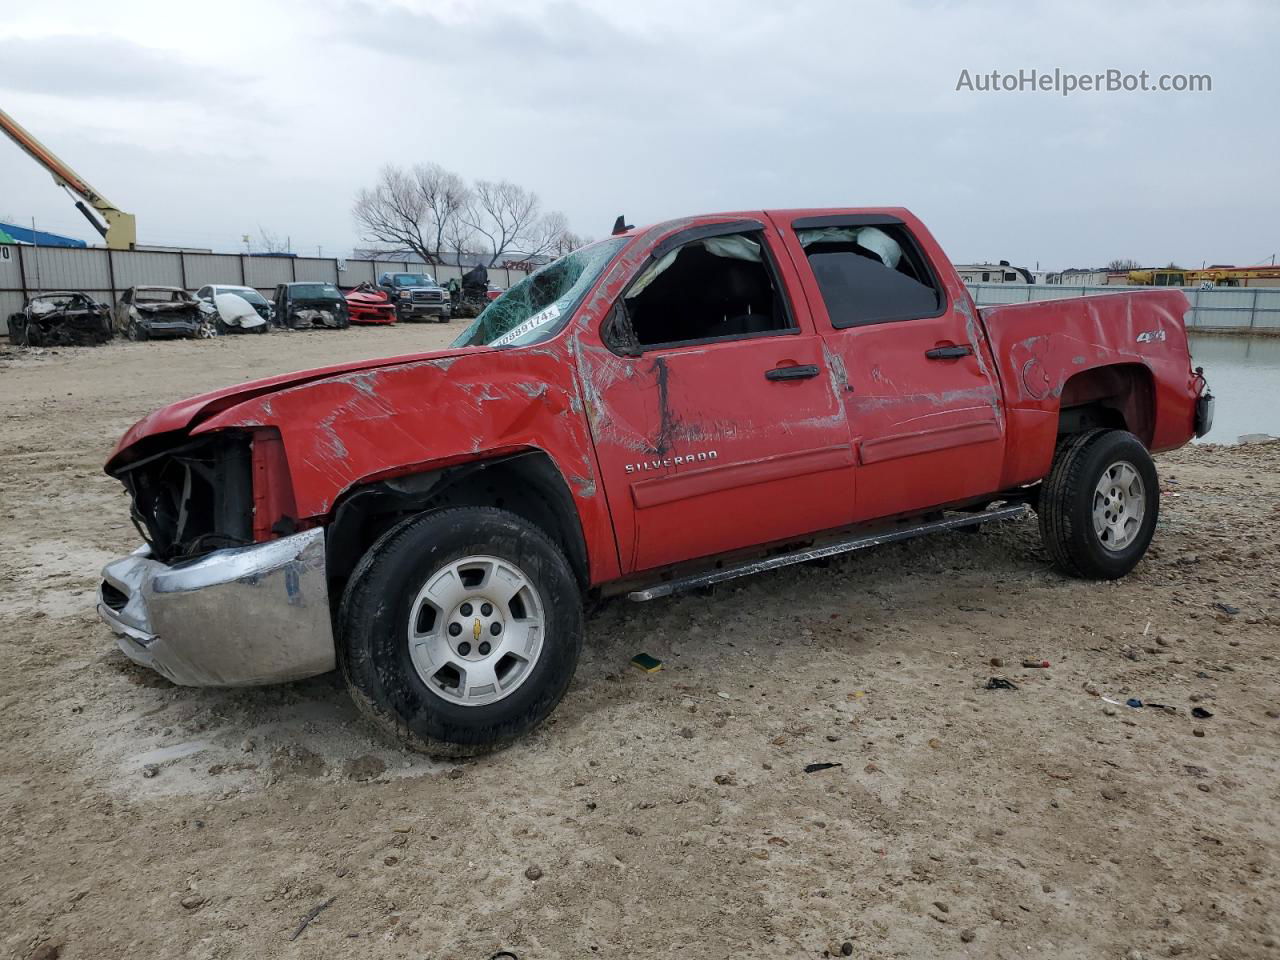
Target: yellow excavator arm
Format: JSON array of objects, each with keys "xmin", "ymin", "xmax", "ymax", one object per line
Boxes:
[{"xmin": 0, "ymin": 106, "xmax": 136, "ymax": 250}]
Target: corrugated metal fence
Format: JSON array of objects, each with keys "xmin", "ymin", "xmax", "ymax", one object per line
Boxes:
[
  {"xmin": 967, "ymin": 282, "xmax": 1280, "ymax": 333},
  {"xmin": 0, "ymin": 244, "xmax": 528, "ymax": 334}
]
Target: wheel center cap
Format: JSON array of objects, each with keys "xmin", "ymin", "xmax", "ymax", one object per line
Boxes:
[{"xmin": 447, "ymin": 596, "xmax": 504, "ymax": 659}]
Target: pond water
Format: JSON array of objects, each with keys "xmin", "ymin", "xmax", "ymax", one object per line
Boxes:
[{"xmin": 1189, "ymin": 334, "xmax": 1280, "ymax": 443}]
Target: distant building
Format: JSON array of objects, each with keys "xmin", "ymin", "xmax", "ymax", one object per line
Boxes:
[
  {"xmin": 350, "ymin": 248, "xmax": 552, "ymax": 273},
  {"xmin": 1057, "ymin": 267, "xmax": 1109, "ymax": 286},
  {"xmin": 0, "ymin": 221, "xmax": 87, "ymax": 248},
  {"xmin": 953, "ymin": 260, "xmax": 1033, "ymax": 284}
]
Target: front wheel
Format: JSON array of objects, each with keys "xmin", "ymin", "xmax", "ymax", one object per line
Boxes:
[
  {"xmin": 339, "ymin": 507, "xmax": 583, "ymax": 756},
  {"xmin": 1038, "ymin": 429, "xmax": 1159, "ymax": 579},
  {"xmin": 126, "ymin": 320, "xmax": 148, "ymax": 342}
]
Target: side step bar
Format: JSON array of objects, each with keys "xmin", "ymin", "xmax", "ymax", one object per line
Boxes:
[{"xmin": 627, "ymin": 504, "xmax": 1030, "ymax": 602}]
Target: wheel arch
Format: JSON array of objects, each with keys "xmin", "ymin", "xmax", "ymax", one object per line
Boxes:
[
  {"xmin": 324, "ymin": 449, "xmax": 591, "ymax": 595},
  {"xmin": 1057, "ymin": 363, "xmax": 1156, "ymax": 447}
]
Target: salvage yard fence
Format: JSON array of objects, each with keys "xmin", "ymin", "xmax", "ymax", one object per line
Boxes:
[
  {"xmin": 4, "ymin": 245, "xmax": 1278, "ymax": 337},
  {"xmin": 967, "ymin": 282, "xmax": 1280, "ymax": 334},
  {"xmin": 0, "ymin": 244, "xmax": 532, "ymax": 334}
]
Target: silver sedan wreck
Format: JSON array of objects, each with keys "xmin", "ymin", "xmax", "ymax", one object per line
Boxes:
[{"xmin": 114, "ymin": 286, "xmax": 208, "ymax": 340}]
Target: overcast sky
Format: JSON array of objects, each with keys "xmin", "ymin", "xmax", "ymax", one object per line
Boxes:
[{"xmin": 1, "ymin": 0, "xmax": 1275, "ymax": 270}]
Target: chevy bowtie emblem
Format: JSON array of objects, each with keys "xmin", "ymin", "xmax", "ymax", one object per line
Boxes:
[{"xmin": 473, "ymin": 618, "xmax": 482, "ymax": 641}]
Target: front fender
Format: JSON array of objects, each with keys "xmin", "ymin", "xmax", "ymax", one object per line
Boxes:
[{"xmin": 191, "ymin": 343, "xmax": 620, "ymax": 584}]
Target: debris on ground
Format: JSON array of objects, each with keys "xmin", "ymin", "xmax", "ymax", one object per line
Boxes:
[
  {"xmin": 803, "ymin": 762, "xmax": 842, "ymax": 773},
  {"xmin": 986, "ymin": 676, "xmax": 1018, "ymax": 690},
  {"xmin": 288, "ymin": 896, "xmax": 336, "ymax": 942},
  {"xmin": 630, "ymin": 652, "xmax": 663, "ymax": 673}
]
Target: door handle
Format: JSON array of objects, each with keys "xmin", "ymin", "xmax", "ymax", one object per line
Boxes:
[
  {"xmin": 765, "ymin": 364, "xmax": 820, "ymax": 381},
  {"xmin": 925, "ymin": 345, "xmax": 973, "ymax": 360}
]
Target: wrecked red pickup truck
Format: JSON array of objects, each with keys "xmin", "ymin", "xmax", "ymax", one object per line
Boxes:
[{"xmin": 98, "ymin": 208, "xmax": 1213, "ymax": 754}]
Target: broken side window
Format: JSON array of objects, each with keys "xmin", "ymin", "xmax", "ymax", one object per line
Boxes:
[
  {"xmin": 619, "ymin": 231, "xmax": 793, "ymax": 349},
  {"xmin": 797, "ymin": 224, "xmax": 941, "ymax": 328}
]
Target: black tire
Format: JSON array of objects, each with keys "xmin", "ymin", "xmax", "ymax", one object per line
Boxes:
[
  {"xmin": 126, "ymin": 320, "xmax": 148, "ymax": 342},
  {"xmin": 339, "ymin": 507, "xmax": 583, "ymax": 756},
  {"xmin": 1038, "ymin": 429, "xmax": 1159, "ymax": 579}
]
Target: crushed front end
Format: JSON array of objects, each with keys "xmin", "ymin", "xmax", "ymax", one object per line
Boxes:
[
  {"xmin": 11, "ymin": 292, "xmax": 113, "ymax": 347},
  {"xmin": 98, "ymin": 430, "xmax": 335, "ymax": 686}
]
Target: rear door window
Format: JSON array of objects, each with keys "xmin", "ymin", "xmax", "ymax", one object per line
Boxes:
[{"xmin": 796, "ymin": 223, "xmax": 942, "ymax": 328}]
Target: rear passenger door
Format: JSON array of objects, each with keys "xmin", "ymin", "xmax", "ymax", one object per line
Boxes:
[{"xmin": 773, "ymin": 212, "xmax": 1006, "ymax": 522}]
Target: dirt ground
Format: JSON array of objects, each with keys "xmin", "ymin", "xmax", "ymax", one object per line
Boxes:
[{"xmin": 1, "ymin": 326, "xmax": 1277, "ymax": 960}]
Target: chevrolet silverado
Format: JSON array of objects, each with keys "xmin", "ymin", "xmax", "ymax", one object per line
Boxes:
[{"xmin": 97, "ymin": 208, "xmax": 1213, "ymax": 755}]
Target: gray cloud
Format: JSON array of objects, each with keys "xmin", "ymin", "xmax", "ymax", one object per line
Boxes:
[{"xmin": 0, "ymin": 34, "xmax": 240, "ymax": 102}]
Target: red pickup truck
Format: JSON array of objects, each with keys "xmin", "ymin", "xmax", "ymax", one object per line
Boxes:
[{"xmin": 97, "ymin": 208, "xmax": 1213, "ymax": 755}]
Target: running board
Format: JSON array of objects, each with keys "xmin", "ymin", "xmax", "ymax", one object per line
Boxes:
[{"xmin": 626, "ymin": 504, "xmax": 1030, "ymax": 602}]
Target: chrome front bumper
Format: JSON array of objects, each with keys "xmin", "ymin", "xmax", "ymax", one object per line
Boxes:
[{"xmin": 97, "ymin": 528, "xmax": 335, "ymax": 687}]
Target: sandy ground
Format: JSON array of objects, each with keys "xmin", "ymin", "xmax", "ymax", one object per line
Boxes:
[{"xmin": 1, "ymin": 326, "xmax": 1278, "ymax": 960}]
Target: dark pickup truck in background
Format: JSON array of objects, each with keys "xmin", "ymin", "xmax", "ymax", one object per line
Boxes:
[
  {"xmin": 97, "ymin": 207, "xmax": 1212, "ymax": 756},
  {"xmin": 377, "ymin": 271, "xmax": 451, "ymax": 322}
]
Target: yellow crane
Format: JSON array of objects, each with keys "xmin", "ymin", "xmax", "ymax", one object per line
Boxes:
[{"xmin": 0, "ymin": 106, "xmax": 137, "ymax": 250}]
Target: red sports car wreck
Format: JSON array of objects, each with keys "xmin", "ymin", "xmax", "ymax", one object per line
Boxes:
[
  {"xmin": 96, "ymin": 206, "xmax": 1213, "ymax": 757},
  {"xmin": 343, "ymin": 283, "xmax": 397, "ymax": 324}
]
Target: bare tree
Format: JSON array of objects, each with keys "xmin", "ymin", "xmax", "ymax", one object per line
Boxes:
[
  {"xmin": 465, "ymin": 180, "xmax": 556, "ymax": 267},
  {"xmin": 352, "ymin": 163, "xmax": 470, "ymax": 265},
  {"xmin": 548, "ymin": 226, "xmax": 591, "ymax": 259},
  {"xmin": 257, "ymin": 227, "xmax": 290, "ymax": 254},
  {"xmin": 1106, "ymin": 258, "xmax": 1141, "ymax": 271},
  {"xmin": 354, "ymin": 166, "xmax": 579, "ymax": 267}
]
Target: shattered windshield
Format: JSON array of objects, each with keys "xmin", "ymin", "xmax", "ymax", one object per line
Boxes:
[
  {"xmin": 393, "ymin": 273, "xmax": 435, "ymax": 287},
  {"xmin": 292, "ymin": 283, "xmax": 342, "ymax": 300},
  {"xmin": 453, "ymin": 238, "xmax": 627, "ymax": 348}
]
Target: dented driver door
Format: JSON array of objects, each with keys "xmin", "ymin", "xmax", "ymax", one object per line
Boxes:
[{"xmin": 574, "ymin": 224, "xmax": 856, "ymax": 575}]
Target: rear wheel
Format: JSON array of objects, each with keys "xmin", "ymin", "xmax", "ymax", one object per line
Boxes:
[
  {"xmin": 339, "ymin": 507, "xmax": 583, "ymax": 756},
  {"xmin": 1038, "ymin": 429, "xmax": 1159, "ymax": 579}
]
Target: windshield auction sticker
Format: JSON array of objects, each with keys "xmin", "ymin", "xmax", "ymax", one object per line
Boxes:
[{"xmin": 490, "ymin": 303, "xmax": 562, "ymax": 347}]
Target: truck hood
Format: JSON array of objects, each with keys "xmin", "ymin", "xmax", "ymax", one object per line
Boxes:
[{"xmin": 106, "ymin": 346, "xmax": 479, "ymax": 471}]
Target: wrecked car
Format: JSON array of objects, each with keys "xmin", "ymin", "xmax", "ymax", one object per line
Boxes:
[
  {"xmin": 97, "ymin": 207, "xmax": 1213, "ymax": 757},
  {"xmin": 7, "ymin": 291, "xmax": 113, "ymax": 346},
  {"xmin": 343, "ymin": 282, "xmax": 397, "ymax": 324},
  {"xmin": 448, "ymin": 265, "xmax": 492, "ymax": 319},
  {"xmin": 201, "ymin": 293, "xmax": 269, "ymax": 335},
  {"xmin": 115, "ymin": 286, "xmax": 208, "ymax": 340},
  {"xmin": 273, "ymin": 282, "xmax": 350, "ymax": 330},
  {"xmin": 195, "ymin": 284, "xmax": 274, "ymax": 327},
  {"xmin": 377, "ymin": 271, "xmax": 450, "ymax": 322}
]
